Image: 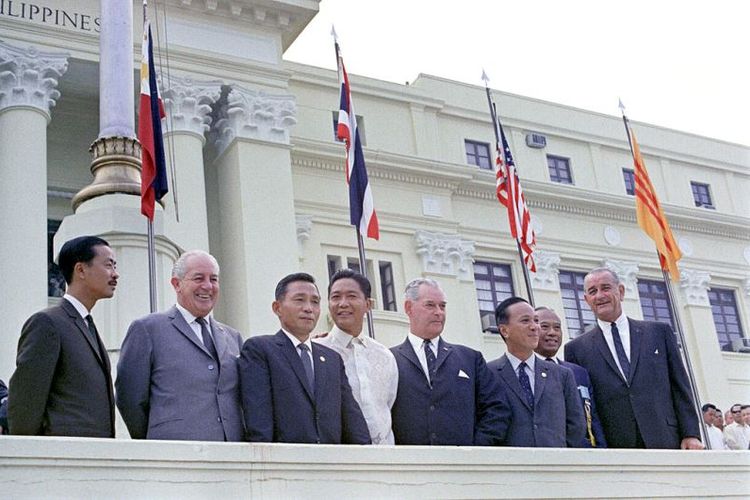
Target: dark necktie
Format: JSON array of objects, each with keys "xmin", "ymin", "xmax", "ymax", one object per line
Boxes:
[
  {"xmin": 423, "ymin": 339, "xmax": 437, "ymax": 382},
  {"xmin": 298, "ymin": 343, "xmax": 315, "ymax": 389},
  {"xmin": 610, "ymin": 322, "xmax": 631, "ymax": 379},
  {"xmin": 85, "ymin": 314, "xmax": 106, "ymax": 360},
  {"xmin": 518, "ymin": 361, "xmax": 534, "ymax": 410},
  {"xmin": 196, "ymin": 317, "xmax": 219, "ymax": 361}
]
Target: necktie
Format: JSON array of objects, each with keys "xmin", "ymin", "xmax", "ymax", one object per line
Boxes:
[
  {"xmin": 423, "ymin": 339, "xmax": 437, "ymax": 382},
  {"xmin": 84, "ymin": 314, "xmax": 106, "ymax": 360},
  {"xmin": 610, "ymin": 322, "xmax": 631, "ymax": 379},
  {"xmin": 518, "ymin": 361, "xmax": 534, "ymax": 410},
  {"xmin": 298, "ymin": 343, "xmax": 315, "ymax": 389},
  {"xmin": 196, "ymin": 317, "xmax": 219, "ymax": 361}
]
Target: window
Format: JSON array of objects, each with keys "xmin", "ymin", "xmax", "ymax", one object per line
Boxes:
[
  {"xmin": 326, "ymin": 254, "xmax": 396, "ymax": 311},
  {"xmin": 464, "ymin": 140, "xmax": 492, "ymax": 170},
  {"xmin": 48, "ymin": 219, "xmax": 65, "ymax": 297},
  {"xmin": 473, "ymin": 261, "xmax": 515, "ymax": 332},
  {"xmin": 638, "ymin": 279, "xmax": 676, "ymax": 331},
  {"xmin": 622, "ymin": 168, "xmax": 635, "ymax": 196},
  {"xmin": 379, "ymin": 262, "xmax": 397, "ymax": 312},
  {"xmin": 332, "ymin": 111, "xmax": 366, "ymax": 146},
  {"xmin": 708, "ymin": 287, "xmax": 744, "ymax": 351},
  {"xmin": 559, "ymin": 270, "xmax": 595, "ymax": 338},
  {"xmin": 547, "ymin": 155, "xmax": 573, "ymax": 184},
  {"xmin": 691, "ymin": 182, "xmax": 714, "ymax": 209}
]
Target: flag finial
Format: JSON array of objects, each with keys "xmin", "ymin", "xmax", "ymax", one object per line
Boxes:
[
  {"xmin": 481, "ymin": 69, "xmax": 490, "ymax": 85},
  {"xmin": 618, "ymin": 98, "xmax": 626, "ymax": 115},
  {"xmin": 331, "ymin": 25, "xmax": 338, "ymax": 42}
]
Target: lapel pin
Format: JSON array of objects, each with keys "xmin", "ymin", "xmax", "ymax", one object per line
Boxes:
[
  {"xmin": 320, "ymin": 356, "xmax": 326, "ymax": 362},
  {"xmin": 654, "ymin": 349, "xmax": 659, "ymax": 355},
  {"xmin": 541, "ymin": 372, "xmax": 547, "ymax": 378}
]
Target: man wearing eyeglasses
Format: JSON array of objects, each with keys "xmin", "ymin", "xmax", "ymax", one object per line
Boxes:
[{"xmin": 723, "ymin": 404, "xmax": 750, "ymax": 450}]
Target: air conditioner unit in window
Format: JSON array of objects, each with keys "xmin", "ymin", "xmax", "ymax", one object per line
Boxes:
[
  {"xmin": 481, "ymin": 314, "xmax": 499, "ymax": 334},
  {"xmin": 730, "ymin": 338, "xmax": 750, "ymax": 353},
  {"xmin": 526, "ymin": 133, "xmax": 547, "ymax": 149}
]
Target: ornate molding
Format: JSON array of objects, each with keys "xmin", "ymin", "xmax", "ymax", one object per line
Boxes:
[
  {"xmin": 296, "ymin": 214, "xmax": 312, "ymax": 246},
  {"xmin": 415, "ymin": 230, "xmax": 475, "ymax": 280},
  {"xmin": 213, "ymin": 85, "xmax": 296, "ymax": 154},
  {"xmin": 679, "ymin": 268, "xmax": 711, "ymax": 307},
  {"xmin": 603, "ymin": 259, "xmax": 639, "ymax": 296},
  {"xmin": 0, "ymin": 41, "xmax": 69, "ymax": 119},
  {"xmin": 531, "ymin": 250, "xmax": 560, "ymax": 291},
  {"xmin": 744, "ymin": 278, "xmax": 750, "ymax": 298},
  {"xmin": 162, "ymin": 75, "xmax": 222, "ymax": 141}
]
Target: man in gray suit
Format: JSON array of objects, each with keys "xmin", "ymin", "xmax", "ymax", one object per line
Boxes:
[
  {"xmin": 488, "ymin": 297, "xmax": 585, "ymax": 447},
  {"xmin": 116, "ymin": 250, "xmax": 244, "ymax": 441},
  {"xmin": 9, "ymin": 236, "xmax": 118, "ymax": 437}
]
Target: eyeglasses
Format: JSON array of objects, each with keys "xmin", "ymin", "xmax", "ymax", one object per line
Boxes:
[{"xmin": 731, "ymin": 410, "xmax": 741, "ymax": 414}]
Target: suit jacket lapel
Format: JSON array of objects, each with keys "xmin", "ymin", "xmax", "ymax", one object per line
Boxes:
[
  {"xmin": 61, "ymin": 299, "xmax": 103, "ymax": 364},
  {"xmin": 627, "ymin": 318, "xmax": 642, "ymax": 385},
  {"xmin": 311, "ymin": 343, "xmax": 327, "ymax": 401},
  {"xmin": 592, "ymin": 325, "xmax": 628, "ymax": 385},
  {"xmin": 434, "ymin": 338, "xmax": 453, "ymax": 373},
  {"xmin": 534, "ymin": 359, "xmax": 548, "ymax": 406},
  {"xmin": 210, "ymin": 317, "xmax": 228, "ymax": 362},
  {"xmin": 275, "ymin": 331, "xmax": 314, "ymax": 402},
  {"xmin": 497, "ymin": 355, "xmax": 532, "ymax": 411},
  {"xmin": 396, "ymin": 339, "xmax": 425, "ymax": 375},
  {"xmin": 169, "ymin": 306, "xmax": 212, "ymax": 358}
]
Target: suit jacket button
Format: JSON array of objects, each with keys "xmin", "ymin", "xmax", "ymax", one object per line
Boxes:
[
  {"xmin": 430, "ymin": 405, "xmax": 435, "ymax": 411},
  {"xmin": 217, "ymin": 417, "xmax": 221, "ymax": 422},
  {"xmin": 208, "ymin": 364, "xmax": 215, "ymax": 370}
]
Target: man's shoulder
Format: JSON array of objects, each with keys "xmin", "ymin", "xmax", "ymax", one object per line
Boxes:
[{"xmin": 486, "ymin": 353, "xmax": 508, "ymax": 370}]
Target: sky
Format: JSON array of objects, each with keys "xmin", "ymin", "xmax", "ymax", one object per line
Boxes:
[{"xmin": 285, "ymin": 0, "xmax": 749, "ymax": 146}]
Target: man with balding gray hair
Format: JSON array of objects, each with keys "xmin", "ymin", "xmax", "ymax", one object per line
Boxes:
[
  {"xmin": 390, "ymin": 278, "xmax": 511, "ymax": 445},
  {"xmin": 116, "ymin": 250, "xmax": 244, "ymax": 441}
]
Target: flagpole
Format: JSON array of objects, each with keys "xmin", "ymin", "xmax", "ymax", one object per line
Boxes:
[
  {"xmin": 333, "ymin": 27, "xmax": 375, "ymax": 339},
  {"xmin": 619, "ymin": 102, "xmax": 708, "ymax": 448},
  {"xmin": 143, "ymin": 0, "xmax": 158, "ymax": 313},
  {"xmin": 483, "ymin": 75, "xmax": 535, "ymax": 307}
]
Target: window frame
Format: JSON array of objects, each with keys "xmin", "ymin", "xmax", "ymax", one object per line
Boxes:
[
  {"xmin": 622, "ymin": 168, "xmax": 636, "ymax": 196},
  {"xmin": 690, "ymin": 181, "xmax": 714, "ymax": 209},
  {"xmin": 464, "ymin": 139, "xmax": 492, "ymax": 170},
  {"xmin": 707, "ymin": 286, "xmax": 745, "ymax": 351},
  {"xmin": 558, "ymin": 270, "xmax": 596, "ymax": 338},
  {"xmin": 546, "ymin": 154, "xmax": 574, "ymax": 184},
  {"xmin": 473, "ymin": 260, "xmax": 515, "ymax": 333}
]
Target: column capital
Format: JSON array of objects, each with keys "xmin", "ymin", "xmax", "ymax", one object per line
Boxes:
[
  {"xmin": 162, "ymin": 75, "xmax": 223, "ymax": 142},
  {"xmin": 743, "ymin": 278, "xmax": 750, "ymax": 298},
  {"xmin": 0, "ymin": 41, "xmax": 69, "ymax": 120},
  {"xmin": 414, "ymin": 230, "xmax": 475, "ymax": 281},
  {"xmin": 679, "ymin": 268, "xmax": 712, "ymax": 307},
  {"xmin": 296, "ymin": 214, "xmax": 313, "ymax": 247},
  {"xmin": 602, "ymin": 259, "xmax": 639, "ymax": 296},
  {"xmin": 531, "ymin": 250, "xmax": 561, "ymax": 291},
  {"xmin": 213, "ymin": 85, "xmax": 296, "ymax": 154}
]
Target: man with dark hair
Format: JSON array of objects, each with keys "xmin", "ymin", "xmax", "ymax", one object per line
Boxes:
[
  {"xmin": 565, "ymin": 267, "xmax": 702, "ymax": 449},
  {"xmin": 9, "ymin": 236, "xmax": 118, "ymax": 437},
  {"xmin": 239, "ymin": 272, "xmax": 370, "ymax": 444},
  {"xmin": 702, "ymin": 403, "xmax": 727, "ymax": 450},
  {"xmin": 534, "ymin": 306, "xmax": 607, "ymax": 447},
  {"xmin": 488, "ymin": 297, "xmax": 585, "ymax": 447},
  {"xmin": 116, "ymin": 250, "xmax": 244, "ymax": 441},
  {"xmin": 391, "ymin": 278, "xmax": 510, "ymax": 446},
  {"xmin": 724, "ymin": 404, "xmax": 750, "ymax": 450},
  {"xmin": 0, "ymin": 379, "xmax": 7, "ymax": 434},
  {"xmin": 314, "ymin": 269, "xmax": 398, "ymax": 444}
]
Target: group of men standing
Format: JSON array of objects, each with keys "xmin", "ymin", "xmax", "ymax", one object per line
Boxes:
[{"xmin": 5, "ymin": 236, "xmax": 707, "ymax": 451}]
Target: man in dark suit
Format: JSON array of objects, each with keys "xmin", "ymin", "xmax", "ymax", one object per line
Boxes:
[
  {"xmin": 488, "ymin": 297, "xmax": 585, "ymax": 448},
  {"xmin": 9, "ymin": 236, "xmax": 118, "ymax": 437},
  {"xmin": 0, "ymin": 379, "xmax": 8, "ymax": 434},
  {"xmin": 116, "ymin": 250, "xmax": 244, "ymax": 441},
  {"xmin": 534, "ymin": 306, "xmax": 607, "ymax": 448},
  {"xmin": 564, "ymin": 267, "xmax": 702, "ymax": 449},
  {"xmin": 390, "ymin": 278, "xmax": 510, "ymax": 446},
  {"xmin": 239, "ymin": 272, "xmax": 370, "ymax": 444}
]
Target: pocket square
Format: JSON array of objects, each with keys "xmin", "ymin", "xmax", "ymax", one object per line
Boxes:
[
  {"xmin": 458, "ymin": 369, "xmax": 470, "ymax": 379},
  {"xmin": 654, "ymin": 349, "xmax": 659, "ymax": 355}
]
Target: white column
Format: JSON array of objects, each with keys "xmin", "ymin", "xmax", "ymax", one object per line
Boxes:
[
  {"xmin": 414, "ymin": 230, "xmax": 481, "ymax": 349},
  {"xmin": 530, "ymin": 250, "xmax": 568, "ymax": 335},
  {"xmin": 211, "ymin": 85, "xmax": 298, "ymax": 336},
  {"xmin": 162, "ymin": 75, "xmax": 222, "ymax": 252},
  {"xmin": 0, "ymin": 42, "xmax": 68, "ymax": 381},
  {"xmin": 98, "ymin": 0, "xmax": 134, "ymax": 138}
]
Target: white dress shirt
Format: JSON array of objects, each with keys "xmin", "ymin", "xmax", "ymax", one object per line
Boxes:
[
  {"xmin": 723, "ymin": 422, "xmax": 750, "ymax": 450},
  {"xmin": 706, "ymin": 424, "xmax": 728, "ymax": 450},
  {"xmin": 407, "ymin": 332, "xmax": 439, "ymax": 383},
  {"xmin": 315, "ymin": 326, "xmax": 398, "ymax": 444},
  {"xmin": 63, "ymin": 293, "xmax": 91, "ymax": 323},
  {"xmin": 597, "ymin": 312, "xmax": 631, "ymax": 378},
  {"xmin": 282, "ymin": 329, "xmax": 314, "ymax": 376},
  {"xmin": 505, "ymin": 351, "xmax": 537, "ymax": 393},
  {"xmin": 175, "ymin": 303, "xmax": 213, "ymax": 346}
]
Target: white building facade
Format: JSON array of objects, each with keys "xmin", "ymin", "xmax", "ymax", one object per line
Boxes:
[{"xmin": 1, "ymin": 0, "xmax": 748, "ymax": 415}]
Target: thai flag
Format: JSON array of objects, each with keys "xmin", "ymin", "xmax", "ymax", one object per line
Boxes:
[
  {"xmin": 138, "ymin": 19, "xmax": 168, "ymax": 221},
  {"xmin": 335, "ymin": 42, "xmax": 379, "ymax": 240}
]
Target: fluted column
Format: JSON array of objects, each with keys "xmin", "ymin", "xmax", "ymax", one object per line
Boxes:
[
  {"xmin": 162, "ymin": 75, "xmax": 222, "ymax": 252},
  {"xmin": 210, "ymin": 85, "xmax": 298, "ymax": 336},
  {"xmin": 0, "ymin": 41, "xmax": 68, "ymax": 381}
]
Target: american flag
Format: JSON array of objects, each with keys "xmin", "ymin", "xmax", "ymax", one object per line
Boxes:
[
  {"xmin": 495, "ymin": 121, "xmax": 536, "ymax": 272},
  {"xmin": 335, "ymin": 41, "xmax": 379, "ymax": 240}
]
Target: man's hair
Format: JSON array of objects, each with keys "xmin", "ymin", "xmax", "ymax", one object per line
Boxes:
[
  {"xmin": 172, "ymin": 250, "xmax": 220, "ymax": 279},
  {"xmin": 404, "ymin": 278, "xmax": 442, "ymax": 301},
  {"xmin": 741, "ymin": 405, "xmax": 750, "ymax": 411},
  {"xmin": 328, "ymin": 268, "xmax": 371, "ymax": 298},
  {"xmin": 731, "ymin": 404, "xmax": 742, "ymax": 411},
  {"xmin": 702, "ymin": 403, "xmax": 717, "ymax": 412},
  {"xmin": 275, "ymin": 272, "xmax": 317, "ymax": 300},
  {"xmin": 495, "ymin": 296, "xmax": 529, "ymax": 326},
  {"xmin": 58, "ymin": 236, "xmax": 110, "ymax": 285},
  {"xmin": 535, "ymin": 306, "xmax": 553, "ymax": 313},
  {"xmin": 585, "ymin": 267, "xmax": 621, "ymax": 285}
]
